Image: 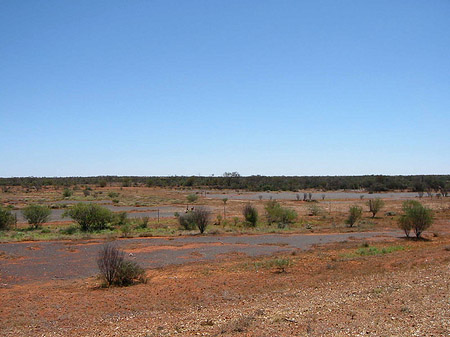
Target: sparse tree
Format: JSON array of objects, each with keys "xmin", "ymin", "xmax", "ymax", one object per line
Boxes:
[
  {"xmin": 346, "ymin": 205, "xmax": 363, "ymax": 227},
  {"xmin": 398, "ymin": 200, "xmax": 433, "ymax": 238},
  {"xmin": 22, "ymin": 204, "xmax": 51, "ymax": 229},
  {"xmin": 222, "ymin": 198, "xmax": 228, "ymax": 219},
  {"xmin": 367, "ymin": 198, "xmax": 385, "ymax": 218}
]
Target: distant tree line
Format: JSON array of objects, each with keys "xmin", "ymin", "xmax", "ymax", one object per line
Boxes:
[{"xmin": 0, "ymin": 174, "xmax": 448, "ymax": 194}]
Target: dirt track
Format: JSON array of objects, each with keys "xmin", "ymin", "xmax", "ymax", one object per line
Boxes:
[{"xmin": 0, "ymin": 231, "xmax": 398, "ymax": 285}]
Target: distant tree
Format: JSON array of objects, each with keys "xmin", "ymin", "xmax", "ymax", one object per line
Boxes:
[
  {"xmin": 222, "ymin": 198, "xmax": 228, "ymax": 219},
  {"xmin": 346, "ymin": 205, "xmax": 363, "ymax": 227},
  {"xmin": 22, "ymin": 205, "xmax": 51, "ymax": 229},
  {"xmin": 398, "ymin": 200, "xmax": 433, "ymax": 238},
  {"xmin": 243, "ymin": 203, "xmax": 258, "ymax": 227},
  {"xmin": 367, "ymin": 198, "xmax": 385, "ymax": 218}
]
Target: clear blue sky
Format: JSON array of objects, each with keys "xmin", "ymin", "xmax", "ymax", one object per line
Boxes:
[{"xmin": 1, "ymin": 1, "xmax": 449, "ymax": 177}]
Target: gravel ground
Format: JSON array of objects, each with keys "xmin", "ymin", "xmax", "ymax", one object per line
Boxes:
[{"xmin": 1, "ymin": 238, "xmax": 448, "ymax": 337}]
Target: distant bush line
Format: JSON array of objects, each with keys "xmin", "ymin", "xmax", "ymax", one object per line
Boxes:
[{"xmin": 0, "ymin": 174, "xmax": 449, "ymax": 194}]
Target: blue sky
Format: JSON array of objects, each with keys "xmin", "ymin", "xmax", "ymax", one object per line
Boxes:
[{"xmin": 1, "ymin": 1, "xmax": 449, "ymax": 177}]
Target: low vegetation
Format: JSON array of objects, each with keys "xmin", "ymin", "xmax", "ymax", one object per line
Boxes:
[
  {"xmin": 346, "ymin": 205, "xmax": 363, "ymax": 227},
  {"xmin": 367, "ymin": 198, "xmax": 385, "ymax": 218},
  {"xmin": 398, "ymin": 200, "xmax": 434, "ymax": 238},
  {"xmin": 264, "ymin": 200, "xmax": 297, "ymax": 228},
  {"xmin": 97, "ymin": 242, "xmax": 146, "ymax": 287},
  {"xmin": 243, "ymin": 203, "xmax": 258, "ymax": 227},
  {"xmin": 176, "ymin": 207, "xmax": 210, "ymax": 233},
  {"xmin": 63, "ymin": 203, "xmax": 113, "ymax": 231},
  {"xmin": 0, "ymin": 205, "xmax": 16, "ymax": 230},
  {"xmin": 22, "ymin": 204, "xmax": 51, "ymax": 229}
]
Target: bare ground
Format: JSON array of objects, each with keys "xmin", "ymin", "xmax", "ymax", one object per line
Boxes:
[{"xmin": 0, "ymin": 235, "xmax": 449, "ymax": 336}]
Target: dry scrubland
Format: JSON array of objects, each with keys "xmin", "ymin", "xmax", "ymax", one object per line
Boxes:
[{"xmin": 1, "ymin": 186, "xmax": 449, "ymax": 336}]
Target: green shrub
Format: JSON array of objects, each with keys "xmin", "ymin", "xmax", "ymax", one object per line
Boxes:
[
  {"xmin": 136, "ymin": 216, "xmax": 149, "ymax": 229},
  {"xmin": 192, "ymin": 207, "xmax": 210, "ymax": 233},
  {"xmin": 367, "ymin": 198, "xmax": 385, "ymax": 218},
  {"xmin": 22, "ymin": 204, "xmax": 51, "ymax": 229},
  {"xmin": 62, "ymin": 188, "xmax": 73, "ymax": 198},
  {"xmin": 120, "ymin": 223, "xmax": 132, "ymax": 237},
  {"xmin": 108, "ymin": 192, "xmax": 120, "ymax": 198},
  {"xmin": 178, "ymin": 208, "xmax": 210, "ymax": 233},
  {"xmin": 264, "ymin": 200, "xmax": 297, "ymax": 227},
  {"xmin": 97, "ymin": 243, "xmax": 146, "ymax": 287},
  {"xmin": 63, "ymin": 203, "xmax": 113, "ymax": 231},
  {"xmin": 186, "ymin": 193, "xmax": 198, "ymax": 208},
  {"xmin": 59, "ymin": 225, "xmax": 78, "ymax": 235},
  {"xmin": 113, "ymin": 212, "xmax": 128, "ymax": 226},
  {"xmin": 178, "ymin": 211, "xmax": 196, "ymax": 230},
  {"xmin": 0, "ymin": 206, "xmax": 17, "ymax": 230},
  {"xmin": 243, "ymin": 203, "xmax": 258, "ymax": 227},
  {"xmin": 346, "ymin": 205, "xmax": 363, "ymax": 227},
  {"xmin": 308, "ymin": 204, "xmax": 323, "ymax": 216},
  {"xmin": 398, "ymin": 200, "xmax": 433, "ymax": 238}
]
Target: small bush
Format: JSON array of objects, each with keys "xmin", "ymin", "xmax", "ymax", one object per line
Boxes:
[
  {"xmin": 136, "ymin": 216, "xmax": 149, "ymax": 229},
  {"xmin": 367, "ymin": 198, "xmax": 385, "ymax": 218},
  {"xmin": 192, "ymin": 207, "xmax": 210, "ymax": 233},
  {"xmin": 120, "ymin": 223, "xmax": 132, "ymax": 238},
  {"xmin": 398, "ymin": 200, "xmax": 433, "ymax": 238},
  {"xmin": 112, "ymin": 212, "xmax": 128, "ymax": 226},
  {"xmin": 22, "ymin": 204, "xmax": 51, "ymax": 229},
  {"xmin": 97, "ymin": 243, "xmax": 146, "ymax": 287},
  {"xmin": 62, "ymin": 188, "xmax": 73, "ymax": 198},
  {"xmin": 243, "ymin": 203, "xmax": 258, "ymax": 227},
  {"xmin": 0, "ymin": 205, "xmax": 17, "ymax": 230},
  {"xmin": 63, "ymin": 203, "xmax": 113, "ymax": 231},
  {"xmin": 308, "ymin": 204, "xmax": 323, "ymax": 216},
  {"xmin": 264, "ymin": 200, "xmax": 297, "ymax": 227},
  {"xmin": 108, "ymin": 192, "xmax": 120, "ymax": 198},
  {"xmin": 346, "ymin": 205, "xmax": 363, "ymax": 227},
  {"xmin": 178, "ymin": 211, "xmax": 196, "ymax": 230},
  {"xmin": 186, "ymin": 193, "xmax": 198, "ymax": 208},
  {"xmin": 59, "ymin": 225, "xmax": 78, "ymax": 235}
]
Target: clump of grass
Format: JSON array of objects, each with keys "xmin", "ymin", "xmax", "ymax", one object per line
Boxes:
[
  {"xmin": 240, "ymin": 257, "xmax": 293, "ymax": 273},
  {"xmin": 59, "ymin": 225, "xmax": 79, "ymax": 235},
  {"xmin": 343, "ymin": 245, "xmax": 405, "ymax": 258}
]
